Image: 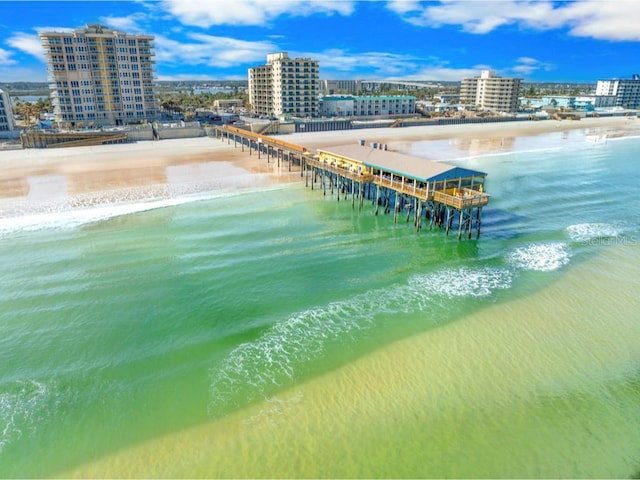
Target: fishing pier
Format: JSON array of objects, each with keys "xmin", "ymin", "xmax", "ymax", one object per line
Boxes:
[{"xmin": 213, "ymin": 125, "xmax": 490, "ymax": 240}]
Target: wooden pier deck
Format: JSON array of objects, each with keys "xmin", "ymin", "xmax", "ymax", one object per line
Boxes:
[{"xmin": 213, "ymin": 125, "xmax": 490, "ymax": 239}]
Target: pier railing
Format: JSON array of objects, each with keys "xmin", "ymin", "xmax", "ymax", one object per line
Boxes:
[
  {"xmin": 376, "ymin": 177, "xmax": 431, "ymax": 201},
  {"xmin": 433, "ymin": 189, "xmax": 490, "ymax": 209},
  {"xmin": 305, "ymin": 156, "xmax": 374, "ymax": 182},
  {"xmin": 221, "ymin": 125, "xmax": 308, "ymax": 154}
]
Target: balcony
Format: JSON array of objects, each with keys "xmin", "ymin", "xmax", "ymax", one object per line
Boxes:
[{"xmin": 433, "ymin": 188, "xmax": 490, "ymax": 209}]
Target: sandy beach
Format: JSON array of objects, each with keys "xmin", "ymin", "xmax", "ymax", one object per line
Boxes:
[
  {"xmin": 1, "ymin": 116, "xmax": 638, "ymax": 216},
  {"xmin": 2, "ymin": 114, "xmax": 640, "ymax": 478}
]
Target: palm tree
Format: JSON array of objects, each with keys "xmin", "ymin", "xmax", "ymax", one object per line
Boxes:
[{"xmin": 16, "ymin": 102, "xmax": 41, "ymax": 125}]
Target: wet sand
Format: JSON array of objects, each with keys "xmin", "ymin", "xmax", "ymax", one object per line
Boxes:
[{"xmin": 1, "ymin": 116, "xmax": 638, "ymax": 216}]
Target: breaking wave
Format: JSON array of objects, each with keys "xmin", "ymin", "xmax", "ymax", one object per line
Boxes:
[{"xmin": 208, "ymin": 266, "xmax": 512, "ymax": 413}]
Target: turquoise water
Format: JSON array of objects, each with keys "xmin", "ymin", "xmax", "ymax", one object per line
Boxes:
[{"xmin": 1, "ymin": 132, "xmax": 639, "ymax": 478}]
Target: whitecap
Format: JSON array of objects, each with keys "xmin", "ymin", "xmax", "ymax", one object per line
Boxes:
[
  {"xmin": 566, "ymin": 223, "xmax": 623, "ymax": 243},
  {"xmin": 409, "ymin": 267, "xmax": 512, "ymax": 298},
  {"xmin": 0, "ymin": 380, "xmax": 54, "ymax": 454},
  {"xmin": 507, "ymin": 243, "xmax": 570, "ymax": 272}
]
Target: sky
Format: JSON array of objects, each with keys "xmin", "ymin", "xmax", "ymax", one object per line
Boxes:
[{"xmin": 0, "ymin": 0, "xmax": 639, "ymax": 84}]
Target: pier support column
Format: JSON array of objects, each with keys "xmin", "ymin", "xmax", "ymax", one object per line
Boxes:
[{"xmin": 351, "ymin": 180, "xmax": 355, "ymax": 209}]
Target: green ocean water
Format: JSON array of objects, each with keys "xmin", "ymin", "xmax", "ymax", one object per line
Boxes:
[{"xmin": 1, "ymin": 131, "xmax": 639, "ymax": 478}]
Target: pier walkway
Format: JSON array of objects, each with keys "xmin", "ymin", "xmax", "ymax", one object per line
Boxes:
[{"xmin": 213, "ymin": 125, "xmax": 490, "ymax": 239}]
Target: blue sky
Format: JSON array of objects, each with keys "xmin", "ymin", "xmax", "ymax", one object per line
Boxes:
[{"xmin": 0, "ymin": 0, "xmax": 638, "ymax": 83}]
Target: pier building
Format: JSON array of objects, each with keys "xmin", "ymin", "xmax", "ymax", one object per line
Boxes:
[{"xmin": 213, "ymin": 126, "xmax": 490, "ymax": 239}]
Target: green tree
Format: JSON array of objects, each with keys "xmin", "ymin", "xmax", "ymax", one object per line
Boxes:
[{"xmin": 16, "ymin": 102, "xmax": 42, "ymax": 125}]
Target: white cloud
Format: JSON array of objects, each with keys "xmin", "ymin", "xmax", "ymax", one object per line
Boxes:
[
  {"xmin": 511, "ymin": 56, "xmax": 554, "ymax": 76},
  {"xmin": 309, "ymin": 49, "xmax": 497, "ymax": 81},
  {"xmin": 158, "ymin": 73, "xmax": 248, "ymax": 81},
  {"xmin": 386, "ymin": 0, "xmax": 422, "ymax": 15},
  {"xmin": 560, "ymin": 0, "xmax": 640, "ymax": 41},
  {"xmin": 404, "ymin": 64, "xmax": 489, "ymax": 82},
  {"xmin": 296, "ymin": 49, "xmax": 492, "ymax": 81},
  {"xmin": 387, "ymin": 0, "xmax": 640, "ymax": 41},
  {"xmin": 302, "ymin": 48, "xmax": 421, "ymax": 78},
  {"xmin": 0, "ymin": 47, "xmax": 16, "ymax": 65},
  {"xmin": 154, "ymin": 33, "xmax": 277, "ymax": 68},
  {"xmin": 160, "ymin": 0, "xmax": 355, "ymax": 27},
  {"xmin": 99, "ymin": 13, "xmax": 148, "ymax": 33},
  {"xmin": 6, "ymin": 32, "xmax": 46, "ymax": 63}
]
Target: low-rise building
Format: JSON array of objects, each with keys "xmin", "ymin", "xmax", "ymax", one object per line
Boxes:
[
  {"xmin": 521, "ymin": 94, "xmax": 617, "ymax": 111},
  {"xmin": 320, "ymin": 95, "xmax": 416, "ymax": 117},
  {"xmin": 213, "ymin": 99, "xmax": 244, "ymax": 109},
  {"xmin": 319, "ymin": 79, "xmax": 362, "ymax": 95}
]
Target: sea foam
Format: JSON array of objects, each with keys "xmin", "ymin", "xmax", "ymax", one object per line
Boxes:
[
  {"xmin": 208, "ymin": 265, "xmax": 512, "ymax": 413},
  {"xmin": 0, "ymin": 380, "xmax": 56, "ymax": 454},
  {"xmin": 565, "ymin": 223, "xmax": 623, "ymax": 243},
  {"xmin": 506, "ymin": 242, "xmax": 570, "ymax": 272}
]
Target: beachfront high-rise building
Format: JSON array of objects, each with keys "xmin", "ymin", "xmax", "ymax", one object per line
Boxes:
[
  {"xmin": 248, "ymin": 52, "xmax": 319, "ymax": 119},
  {"xmin": 460, "ymin": 70, "xmax": 522, "ymax": 113},
  {"xmin": 0, "ymin": 88, "xmax": 15, "ymax": 132},
  {"xmin": 39, "ymin": 24, "xmax": 160, "ymax": 128},
  {"xmin": 596, "ymin": 74, "xmax": 640, "ymax": 109}
]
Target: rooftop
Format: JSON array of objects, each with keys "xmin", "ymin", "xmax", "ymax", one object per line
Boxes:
[
  {"xmin": 318, "ymin": 145, "xmax": 486, "ymax": 182},
  {"xmin": 321, "ymin": 95, "xmax": 416, "ymax": 101}
]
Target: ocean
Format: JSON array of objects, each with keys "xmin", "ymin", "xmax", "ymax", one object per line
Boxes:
[{"xmin": 0, "ymin": 130, "xmax": 639, "ymax": 478}]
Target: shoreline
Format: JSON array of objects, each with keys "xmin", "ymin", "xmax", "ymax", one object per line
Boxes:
[
  {"xmin": 61, "ymin": 243, "xmax": 640, "ymax": 478},
  {"xmin": 1, "ymin": 116, "xmax": 638, "ymax": 218}
]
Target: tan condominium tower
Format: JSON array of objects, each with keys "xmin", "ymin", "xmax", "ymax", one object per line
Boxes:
[
  {"xmin": 40, "ymin": 24, "xmax": 160, "ymax": 128},
  {"xmin": 249, "ymin": 52, "xmax": 319, "ymax": 119},
  {"xmin": 460, "ymin": 70, "xmax": 522, "ymax": 113}
]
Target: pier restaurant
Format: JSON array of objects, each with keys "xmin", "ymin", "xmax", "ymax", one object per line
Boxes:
[{"xmin": 308, "ymin": 144, "xmax": 490, "ymax": 238}]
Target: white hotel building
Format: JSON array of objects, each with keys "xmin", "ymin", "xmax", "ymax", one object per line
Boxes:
[
  {"xmin": 460, "ymin": 70, "xmax": 522, "ymax": 113},
  {"xmin": 39, "ymin": 24, "xmax": 160, "ymax": 128},
  {"xmin": 248, "ymin": 52, "xmax": 319, "ymax": 119},
  {"xmin": 319, "ymin": 95, "xmax": 416, "ymax": 117},
  {"xmin": 0, "ymin": 88, "xmax": 15, "ymax": 132},
  {"xmin": 596, "ymin": 74, "xmax": 640, "ymax": 109}
]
